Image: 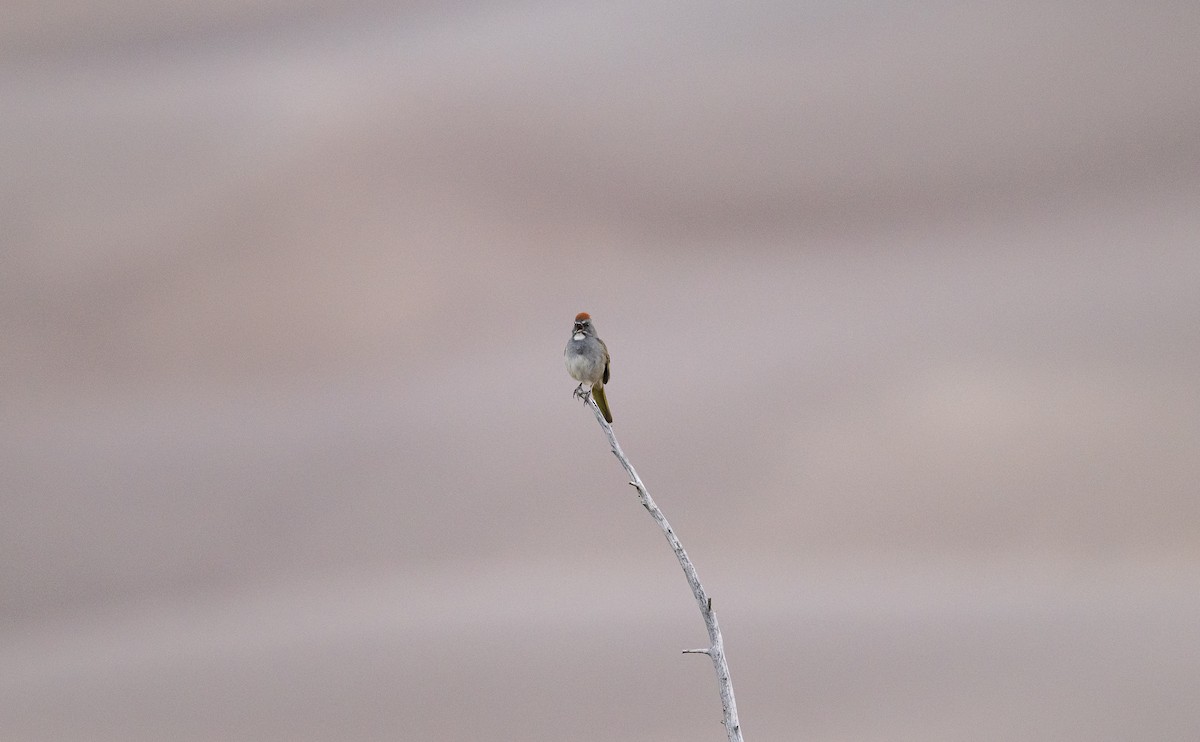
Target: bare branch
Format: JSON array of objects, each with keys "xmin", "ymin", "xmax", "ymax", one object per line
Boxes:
[{"xmin": 582, "ymin": 396, "xmax": 744, "ymax": 742}]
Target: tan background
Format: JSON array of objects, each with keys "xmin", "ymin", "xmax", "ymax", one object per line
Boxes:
[{"xmin": 4, "ymin": 2, "xmax": 1200, "ymax": 740}]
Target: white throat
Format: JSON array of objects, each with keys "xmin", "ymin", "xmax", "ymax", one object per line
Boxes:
[{"xmin": 573, "ymin": 332, "xmax": 585, "ymax": 340}]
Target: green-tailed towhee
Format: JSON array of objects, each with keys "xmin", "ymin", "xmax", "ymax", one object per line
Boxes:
[{"xmin": 564, "ymin": 312, "xmax": 613, "ymax": 423}]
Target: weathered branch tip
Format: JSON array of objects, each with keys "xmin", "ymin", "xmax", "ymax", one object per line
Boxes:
[{"xmin": 576, "ymin": 393, "xmax": 743, "ymax": 741}]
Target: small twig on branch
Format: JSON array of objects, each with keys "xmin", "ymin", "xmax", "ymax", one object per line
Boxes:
[{"xmin": 582, "ymin": 396, "xmax": 744, "ymax": 742}]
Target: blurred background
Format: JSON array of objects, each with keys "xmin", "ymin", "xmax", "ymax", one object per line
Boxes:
[{"xmin": 3, "ymin": 1, "xmax": 1199, "ymax": 740}]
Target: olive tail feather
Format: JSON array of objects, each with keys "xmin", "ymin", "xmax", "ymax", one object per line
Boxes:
[{"xmin": 592, "ymin": 384, "xmax": 613, "ymax": 423}]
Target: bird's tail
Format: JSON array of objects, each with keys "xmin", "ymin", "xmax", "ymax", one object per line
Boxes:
[{"xmin": 592, "ymin": 384, "xmax": 613, "ymax": 423}]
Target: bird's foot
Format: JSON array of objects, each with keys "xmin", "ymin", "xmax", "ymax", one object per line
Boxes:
[{"xmin": 572, "ymin": 384, "xmax": 591, "ymax": 402}]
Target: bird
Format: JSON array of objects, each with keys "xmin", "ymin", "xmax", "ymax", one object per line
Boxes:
[{"xmin": 564, "ymin": 312, "xmax": 613, "ymax": 423}]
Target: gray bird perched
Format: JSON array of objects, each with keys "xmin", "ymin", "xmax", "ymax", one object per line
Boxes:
[{"xmin": 564, "ymin": 312, "xmax": 613, "ymax": 423}]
